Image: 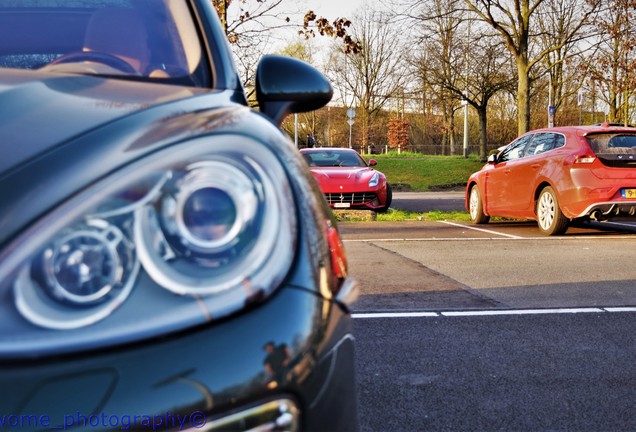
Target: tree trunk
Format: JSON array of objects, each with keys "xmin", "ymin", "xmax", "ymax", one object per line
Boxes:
[
  {"xmin": 449, "ymin": 112, "xmax": 456, "ymax": 156},
  {"xmin": 517, "ymin": 57, "xmax": 531, "ymax": 134},
  {"xmin": 442, "ymin": 107, "xmax": 450, "ymax": 155},
  {"xmin": 478, "ymin": 105, "xmax": 488, "ymax": 162}
]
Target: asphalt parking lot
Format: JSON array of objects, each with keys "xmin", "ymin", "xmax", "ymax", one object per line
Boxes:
[
  {"xmin": 391, "ymin": 191, "xmax": 466, "ymax": 213},
  {"xmin": 341, "ymin": 207, "xmax": 636, "ymax": 431},
  {"xmin": 343, "ymin": 218, "xmax": 636, "ymax": 311}
]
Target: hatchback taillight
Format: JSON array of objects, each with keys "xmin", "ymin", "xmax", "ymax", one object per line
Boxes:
[{"xmin": 574, "ymin": 155, "xmax": 596, "ymax": 164}]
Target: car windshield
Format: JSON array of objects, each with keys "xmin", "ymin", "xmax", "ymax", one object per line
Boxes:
[
  {"xmin": 303, "ymin": 150, "xmax": 367, "ymax": 167},
  {"xmin": 0, "ymin": 0, "xmax": 205, "ymax": 84},
  {"xmin": 586, "ymin": 133, "xmax": 636, "ymax": 168}
]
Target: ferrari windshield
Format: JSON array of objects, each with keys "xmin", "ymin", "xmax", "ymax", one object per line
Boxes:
[
  {"xmin": 302, "ymin": 150, "xmax": 368, "ymax": 167},
  {"xmin": 0, "ymin": 0, "xmax": 204, "ymax": 82}
]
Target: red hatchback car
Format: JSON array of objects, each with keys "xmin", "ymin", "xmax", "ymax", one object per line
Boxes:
[
  {"xmin": 466, "ymin": 124, "xmax": 636, "ymax": 235},
  {"xmin": 301, "ymin": 148, "xmax": 392, "ymax": 212}
]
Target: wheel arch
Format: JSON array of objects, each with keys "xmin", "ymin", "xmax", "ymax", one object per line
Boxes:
[
  {"xmin": 533, "ymin": 181, "xmax": 577, "ymax": 219},
  {"xmin": 466, "ymin": 181, "xmax": 485, "ymax": 213},
  {"xmin": 533, "ymin": 181, "xmax": 553, "ymax": 214}
]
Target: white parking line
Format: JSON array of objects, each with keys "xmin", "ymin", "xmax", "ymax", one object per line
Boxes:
[
  {"xmin": 344, "ymin": 235, "xmax": 636, "ymax": 242},
  {"xmin": 604, "ymin": 307, "xmax": 636, "ymax": 313},
  {"xmin": 352, "ymin": 312, "xmax": 438, "ymax": 319},
  {"xmin": 352, "ymin": 307, "xmax": 636, "ymax": 319},
  {"xmin": 441, "ymin": 308, "xmax": 603, "ymax": 316},
  {"xmin": 343, "ymin": 237, "xmax": 522, "ymax": 242},
  {"xmin": 438, "ymin": 221, "xmax": 524, "ymax": 239}
]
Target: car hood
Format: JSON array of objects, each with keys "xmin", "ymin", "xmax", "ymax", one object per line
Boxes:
[
  {"xmin": 0, "ymin": 69, "xmax": 207, "ymax": 174},
  {"xmin": 309, "ymin": 166, "xmax": 375, "ymax": 182}
]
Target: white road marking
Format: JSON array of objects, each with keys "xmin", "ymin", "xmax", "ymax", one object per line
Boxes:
[
  {"xmin": 438, "ymin": 221, "xmax": 524, "ymax": 238},
  {"xmin": 604, "ymin": 307, "xmax": 636, "ymax": 313},
  {"xmin": 343, "ymin": 237, "xmax": 522, "ymax": 242},
  {"xmin": 343, "ymin": 234, "xmax": 636, "ymax": 243},
  {"xmin": 353, "ymin": 307, "xmax": 636, "ymax": 319},
  {"xmin": 352, "ymin": 312, "xmax": 438, "ymax": 319},
  {"xmin": 343, "ymin": 219, "xmax": 636, "ymax": 242},
  {"xmin": 441, "ymin": 308, "xmax": 603, "ymax": 316}
]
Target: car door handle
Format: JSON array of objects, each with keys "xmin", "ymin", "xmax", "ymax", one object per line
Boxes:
[{"xmin": 531, "ymin": 163, "xmax": 541, "ymax": 169}]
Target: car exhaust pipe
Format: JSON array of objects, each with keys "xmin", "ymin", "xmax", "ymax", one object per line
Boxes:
[
  {"xmin": 590, "ymin": 210, "xmax": 604, "ymax": 221},
  {"xmin": 590, "ymin": 204, "xmax": 619, "ymax": 221}
]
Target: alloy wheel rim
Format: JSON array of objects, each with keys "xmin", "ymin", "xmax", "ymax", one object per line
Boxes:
[
  {"xmin": 538, "ymin": 192, "xmax": 555, "ymax": 230},
  {"xmin": 469, "ymin": 188, "xmax": 479, "ymax": 219}
]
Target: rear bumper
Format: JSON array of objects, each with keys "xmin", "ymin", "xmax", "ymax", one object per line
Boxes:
[{"xmin": 576, "ymin": 200, "xmax": 636, "ymax": 220}]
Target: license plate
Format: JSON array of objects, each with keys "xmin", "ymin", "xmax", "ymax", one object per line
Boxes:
[
  {"xmin": 334, "ymin": 203, "xmax": 351, "ymax": 208},
  {"xmin": 622, "ymin": 189, "xmax": 636, "ymax": 199}
]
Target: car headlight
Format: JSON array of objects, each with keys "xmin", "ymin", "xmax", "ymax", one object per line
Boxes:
[
  {"xmin": 368, "ymin": 172, "xmax": 380, "ymax": 188},
  {"xmin": 0, "ymin": 136, "xmax": 296, "ymax": 357}
]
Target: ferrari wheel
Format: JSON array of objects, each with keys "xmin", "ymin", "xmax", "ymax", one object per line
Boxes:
[{"xmin": 377, "ymin": 183, "xmax": 392, "ymax": 213}]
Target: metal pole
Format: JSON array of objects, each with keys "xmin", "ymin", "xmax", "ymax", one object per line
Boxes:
[
  {"xmin": 463, "ymin": 101, "xmax": 468, "ymax": 158},
  {"xmin": 349, "ymin": 123, "xmax": 352, "ymax": 149},
  {"xmin": 463, "ymin": 24, "xmax": 470, "ymax": 158},
  {"xmin": 548, "ymin": 72, "xmax": 554, "ymax": 128}
]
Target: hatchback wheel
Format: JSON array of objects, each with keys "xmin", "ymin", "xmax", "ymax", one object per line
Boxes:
[
  {"xmin": 537, "ymin": 186, "xmax": 569, "ymax": 235},
  {"xmin": 469, "ymin": 185, "xmax": 489, "ymax": 224}
]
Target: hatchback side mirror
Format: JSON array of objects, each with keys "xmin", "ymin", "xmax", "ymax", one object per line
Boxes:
[
  {"xmin": 255, "ymin": 55, "xmax": 333, "ymax": 125},
  {"xmin": 487, "ymin": 153, "xmax": 498, "ymax": 164},
  {"xmin": 368, "ymin": 159, "xmax": 377, "ymax": 166}
]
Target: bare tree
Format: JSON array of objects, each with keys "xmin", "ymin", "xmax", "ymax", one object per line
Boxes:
[
  {"xmin": 211, "ymin": 0, "xmax": 361, "ymax": 97},
  {"xmin": 464, "ymin": 0, "xmax": 598, "ymax": 134},
  {"xmin": 580, "ymin": 0, "xmax": 636, "ymax": 124},
  {"xmin": 406, "ymin": 0, "xmax": 514, "ymax": 159},
  {"xmin": 327, "ymin": 9, "xmax": 408, "ymax": 148},
  {"xmin": 412, "ymin": 0, "xmax": 466, "ymax": 155},
  {"xmin": 535, "ymin": 0, "xmax": 597, "ymax": 126},
  {"xmin": 466, "ymin": 38, "xmax": 516, "ymax": 159}
]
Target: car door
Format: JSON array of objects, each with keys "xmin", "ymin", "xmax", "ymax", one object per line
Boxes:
[
  {"xmin": 503, "ymin": 133, "xmax": 558, "ymax": 216},
  {"xmin": 485, "ymin": 134, "xmax": 534, "ymax": 215}
]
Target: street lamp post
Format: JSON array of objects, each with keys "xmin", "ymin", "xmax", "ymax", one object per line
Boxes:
[{"xmin": 462, "ymin": 97, "xmax": 468, "ymax": 158}]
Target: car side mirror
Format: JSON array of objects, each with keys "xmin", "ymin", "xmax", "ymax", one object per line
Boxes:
[
  {"xmin": 255, "ymin": 55, "xmax": 333, "ymax": 125},
  {"xmin": 368, "ymin": 159, "xmax": 377, "ymax": 166},
  {"xmin": 487, "ymin": 153, "xmax": 498, "ymax": 164}
]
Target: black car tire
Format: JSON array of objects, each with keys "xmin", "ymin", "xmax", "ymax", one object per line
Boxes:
[
  {"xmin": 469, "ymin": 185, "xmax": 490, "ymax": 224},
  {"xmin": 377, "ymin": 183, "xmax": 392, "ymax": 213},
  {"xmin": 536, "ymin": 186, "xmax": 569, "ymax": 236}
]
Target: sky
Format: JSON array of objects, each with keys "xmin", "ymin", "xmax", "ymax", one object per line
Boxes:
[{"xmin": 302, "ymin": 0, "xmax": 366, "ymax": 19}]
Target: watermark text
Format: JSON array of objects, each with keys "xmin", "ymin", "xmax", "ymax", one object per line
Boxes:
[{"xmin": 0, "ymin": 411, "xmax": 206, "ymax": 430}]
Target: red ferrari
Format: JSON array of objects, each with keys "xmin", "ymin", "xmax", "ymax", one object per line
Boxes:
[
  {"xmin": 466, "ymin": 124, "xmax": 636, "ymax": 235},
  {"xmin": 301, "ymin": 148, "xmax": 392, "ymax": 212}
]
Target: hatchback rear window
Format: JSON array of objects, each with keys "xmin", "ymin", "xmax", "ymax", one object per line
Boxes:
[{"xmin": 586, "ymin": 133, "xmax": 636, "ymax": 168}]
